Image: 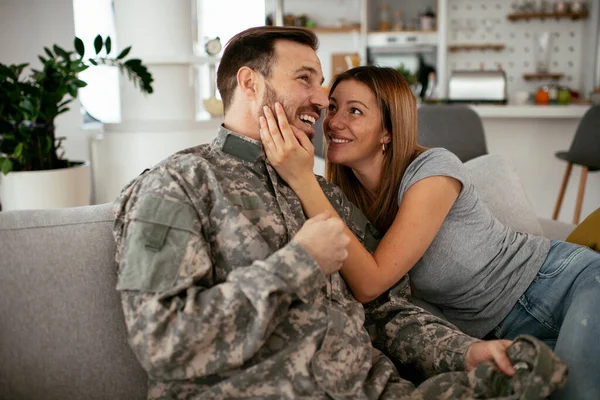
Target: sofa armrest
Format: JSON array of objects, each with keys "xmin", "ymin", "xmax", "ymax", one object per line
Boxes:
[{"xmin": 538, "ymin": 218, "xmax": 575, "ymax": 241}]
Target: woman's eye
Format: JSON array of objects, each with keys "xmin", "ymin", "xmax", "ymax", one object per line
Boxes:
[
  {"xmin": 350, "ymin": 107, "xmax": 362, "ymax": 115},
  {"xmin": 328, "ymin": 104, "xmax": 336, "ymax": 111}
]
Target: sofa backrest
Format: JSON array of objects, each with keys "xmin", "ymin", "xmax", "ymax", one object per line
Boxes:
[{"xmin": 0, "ymin": 204, "xmax": 147, "ymax": 400}]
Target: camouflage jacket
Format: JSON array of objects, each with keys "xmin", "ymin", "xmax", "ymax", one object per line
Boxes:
[{"xmin": 112, "ymin": 127, "xmax": 563, "ymax": 399}]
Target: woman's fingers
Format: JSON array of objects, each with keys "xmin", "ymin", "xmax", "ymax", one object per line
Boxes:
[
  {"xmin": 273, "ymin": 102, "xmax": 314, "ymax": 155},
  {"xmin": 259, "ymin": 116, "xmax": 277, "ymax": 160},
  {"xmin": 274, "ymin": 102, "xmax": 297, "ymax": 145},
  {"xmin": 293, "ymin": 126, "xmax": 315, "ymax": 156},
  {"xmin": 263, "ymin": 106, "xmax": 285, "ymax": 151}
]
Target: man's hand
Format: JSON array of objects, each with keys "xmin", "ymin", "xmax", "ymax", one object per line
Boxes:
[
  {"xmin": 466, "ymin": 340, "xmax": 516, "ymax": 376},
  {"xmin": 294, "ymin": 211, "xmax": 349, "ymax": 275}
]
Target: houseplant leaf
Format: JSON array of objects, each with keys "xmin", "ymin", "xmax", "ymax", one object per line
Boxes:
[
  {"xmin": 74, "ymin": 37, "xmax": 85, "ymax": 58},
  {"xmin": 116, "ymin": 46, "xmax": 131, "ymax": 60},
  {"xmin": 73, "ymin": 79, "xmax": 87, "ymax": 88},
  {"xmin": 124, "ymin": 58, "xmax": 142, "ymax": 67},
  {"xmin": 1, "ymin": 158, "xmax": 13, "ymax": 175},
  {"xmin": 105, "ymin": 36, "xmax": 112, "ymax": 54},
  {"xmin": 93, "ymin": 35, "xmax": 103, "ymax": 55},
  {"xmin": 53, "ymin": 45, "xmax": 69, "ymax": 59},
  {"xmin": 13, "ymin": 143, "xmax": 23, "ymax": 158}
]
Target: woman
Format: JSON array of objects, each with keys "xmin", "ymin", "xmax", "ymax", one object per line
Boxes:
[{"xmin": 259, "ymin": 66, "xmax": 599, "ymax": 399}]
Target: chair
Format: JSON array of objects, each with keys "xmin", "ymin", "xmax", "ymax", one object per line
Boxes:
[
  {"xmin": 553, "ymin": 105, "xmax": 600, "ymax": 225},
  {"xmin": 417, "ymin": 104, "xmax": 488, "ymax": 163}
]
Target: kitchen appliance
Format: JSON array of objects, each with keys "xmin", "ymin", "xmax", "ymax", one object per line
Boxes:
[
  {"xmin": 448, "ymin": 70, "xmax": 507, "ymax": 104},
  {"xmin": 367, "ymin": 32, "xmax": 438, "ymax": 95}
]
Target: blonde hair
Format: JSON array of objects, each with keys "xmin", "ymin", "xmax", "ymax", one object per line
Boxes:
[{"xmin": 325, "ymin": 66, "xmax": 426, "ymax": 233}]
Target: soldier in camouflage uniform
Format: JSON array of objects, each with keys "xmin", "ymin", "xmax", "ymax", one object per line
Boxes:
[{"xmin": 113, "ymin": 26, "xmax": 567, "ymax": 399}]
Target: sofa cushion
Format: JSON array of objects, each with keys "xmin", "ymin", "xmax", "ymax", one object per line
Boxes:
[
  {"xmin": 538, "ymin": 218, "xmax": 575, "ymax": 241},
  {"xmin": 0, "ymin": 204, "xmax": 147, "ymax": 400},
  {"xmin": 465, "ymin": 154, "xmax": 544, "ymax": 236},
  {"xmin": 566, "ymin": 207, "xmax": 600, "ymax": 251}
]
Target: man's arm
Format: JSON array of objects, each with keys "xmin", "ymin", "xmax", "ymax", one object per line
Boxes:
[
  {"xmin": 114, "ymin": 168, "xmax": 326, "ymax": 381},
  {"xmin": 377, "ymin": 286, "xmax": 479, "ymax": 377}
]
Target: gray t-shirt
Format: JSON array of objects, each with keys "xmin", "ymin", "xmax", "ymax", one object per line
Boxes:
[{"xmin": 399, "ymin": 148, "xmax": 550, "ymax": 338}]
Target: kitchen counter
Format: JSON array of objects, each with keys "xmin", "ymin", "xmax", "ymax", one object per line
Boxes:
[
  {"xmin": 469, "ymin": 104, "xmax": 591, "ymax": 119},
  {"xmin": 474, "ymin": 105, "xmax": 599, "ymax": 224}
]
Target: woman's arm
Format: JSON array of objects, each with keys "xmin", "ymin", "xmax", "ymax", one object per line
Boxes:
[{"xmin": 260, "ymin": 103, "xmax": 461, "ymax": 303}]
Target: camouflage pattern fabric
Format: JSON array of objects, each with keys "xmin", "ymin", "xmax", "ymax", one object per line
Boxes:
[{"xmin": 113, "ymin": 126, "xmax": 567, "ymax": 399}]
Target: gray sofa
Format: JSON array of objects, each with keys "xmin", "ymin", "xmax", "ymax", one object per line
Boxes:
[
  {"xmin": 0, "ymin": 204, "xmax": 147, "ymax": 400},
  {"xmin": 0, "ymin": 160, "xmax": 576, "ymax": 400}
]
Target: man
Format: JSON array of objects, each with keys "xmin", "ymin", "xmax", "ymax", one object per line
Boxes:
[{"xmin": 113, "ymin": 26, "xmax": 566, "ymax": 399}]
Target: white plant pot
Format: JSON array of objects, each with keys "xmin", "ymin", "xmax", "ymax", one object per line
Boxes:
[{"xmin": 0, "ymin": 162, "xmax": 91, "ymax": 211}]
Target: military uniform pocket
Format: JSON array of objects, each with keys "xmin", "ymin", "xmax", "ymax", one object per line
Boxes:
[
  {"xmin": 228, "ymin": 193, "xmax": 266, "ymax": 210},
  {"xmin": 117, "ymin": 196, "xmax": 198, "ymax": 293},
  {"xmin": 349, "ymin": 206, "xmax": 381, "ymax": 253}
]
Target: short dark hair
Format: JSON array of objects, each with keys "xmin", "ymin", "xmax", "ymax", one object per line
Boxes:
[{"xmin": 217, "ymin": 26, "xmax": 319, "ymax": 113}]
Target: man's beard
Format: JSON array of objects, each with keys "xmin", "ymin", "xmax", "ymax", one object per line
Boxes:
[
  {"xmin": 261, "ymin": 82, "xmax": 296, "ymax": 125},
  {"xmin": 260, "ymin": 81, "xmax": 318, "ymax": 141}
]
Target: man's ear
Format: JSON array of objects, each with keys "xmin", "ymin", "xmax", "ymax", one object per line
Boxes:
[{"xmin": 236, "ymin": 66, "xmax": 260, "ymax": 102}]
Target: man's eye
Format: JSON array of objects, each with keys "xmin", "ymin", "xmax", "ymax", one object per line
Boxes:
[{"xmin": 298, "ymin": 75, "xmax": 309, "ymax": 82}]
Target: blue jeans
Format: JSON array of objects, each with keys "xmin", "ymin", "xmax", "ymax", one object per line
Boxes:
[{"xmin": 488, "ymin": 240, "xmax": 600, "ymax": 400}]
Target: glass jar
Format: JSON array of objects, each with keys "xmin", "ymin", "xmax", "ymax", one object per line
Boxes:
[{"xmin": 378, "ymin": 4, "xmax": 390, "ymax": 31}]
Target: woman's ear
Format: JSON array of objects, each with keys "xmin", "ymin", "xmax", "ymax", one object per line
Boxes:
[
  {"xmin": 382, "ymin": 131, "xmax": 392, "ymax": 145},
  {"xmin": 237, "ymin": 66, "xmax": 260, "ymax": 102}
]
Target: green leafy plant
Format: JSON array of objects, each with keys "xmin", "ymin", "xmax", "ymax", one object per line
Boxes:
[
  {"xmin": 0, "ymin": 35, "xmax": 153, "ymax": 174},
  {"xmin": 395, "ymin": 64, "xmax": 416, "ymax": 85}
]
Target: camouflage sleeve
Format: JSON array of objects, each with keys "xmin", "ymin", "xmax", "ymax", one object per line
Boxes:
[
  {"xmin": 367, "ymin": 280, "xmax": 479, "ymax": 379},
  {"xmin": 316, "ymin": 176, "xmax": 380, "ymax": 253},
  {"xmin": 315, "ymin": 176, "xmax": 478, "ymax": 376},
  {"xmin": 114, "ymin": 169, "xmax": 327, "ymax": 381}
]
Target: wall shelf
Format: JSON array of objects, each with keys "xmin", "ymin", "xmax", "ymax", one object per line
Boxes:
[
  {"xmin": 307, "ymin": 26, "xmax": 360, "ymax": 33},
  {"xmin": 368, "ymin": 30, "xmax": 438, "ymax": 34},
  {"xmin": 507, "ymin": 11, "xmax": 589, "ymax": 21},
  {"xmin": 523, "ymin": 73, "xmax": 564, "ymax": 81},
  {"xmin": 448, "ymin": 44, "xmax": 505, "ymax": 52}
]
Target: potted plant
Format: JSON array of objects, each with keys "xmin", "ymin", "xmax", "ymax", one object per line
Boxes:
[{"xmin": 0, "ymin": 35, "xmax": 153, "ymax": 210}]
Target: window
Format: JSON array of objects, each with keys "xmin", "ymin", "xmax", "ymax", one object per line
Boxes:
[
  {"xmin": 73, "ymin": 0, "xmax": 267, "ymax": 123},
  {"xmin": 73, "ymin": 0, "xmax": 120, "ymax": 123},
  {"xmin": 195, "ymin": 0, "xmax": 266, "ymax": 120}
]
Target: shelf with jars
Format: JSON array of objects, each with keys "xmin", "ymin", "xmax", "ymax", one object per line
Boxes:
[
  {"xmin": 448, "ymin": 44, "xmax": 506, "ymax": 52},
  {"xmin": 369, "ymin": 0, "xmax": 438, "ymax": 33},
  {"xmin": 507, "ymin": 10, "xmax": 589, "ymax": 21},
  {"xmin": 307, "ymin": 26, "xmax": 361, "ymax": 34},
  {"xmin": 523, "ymin": 73, "xmax": 565, "ymax": 81},
  {"xmin": 507, "ymin": 0, "xmax": 589, "ymax": 21}
]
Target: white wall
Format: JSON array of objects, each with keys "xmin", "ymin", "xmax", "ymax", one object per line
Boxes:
[
  {"xmin": 91, "ymin": 122, "xmax": 221, "ymax": 204},
  {"xmin": 0, "ymin": 0, "xmax": 90, "ymax": 164}
]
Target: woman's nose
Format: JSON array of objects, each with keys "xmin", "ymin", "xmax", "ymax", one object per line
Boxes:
[{"xmin": 326, "ymin": 112, "xmax": 344, "ymax": 130}]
